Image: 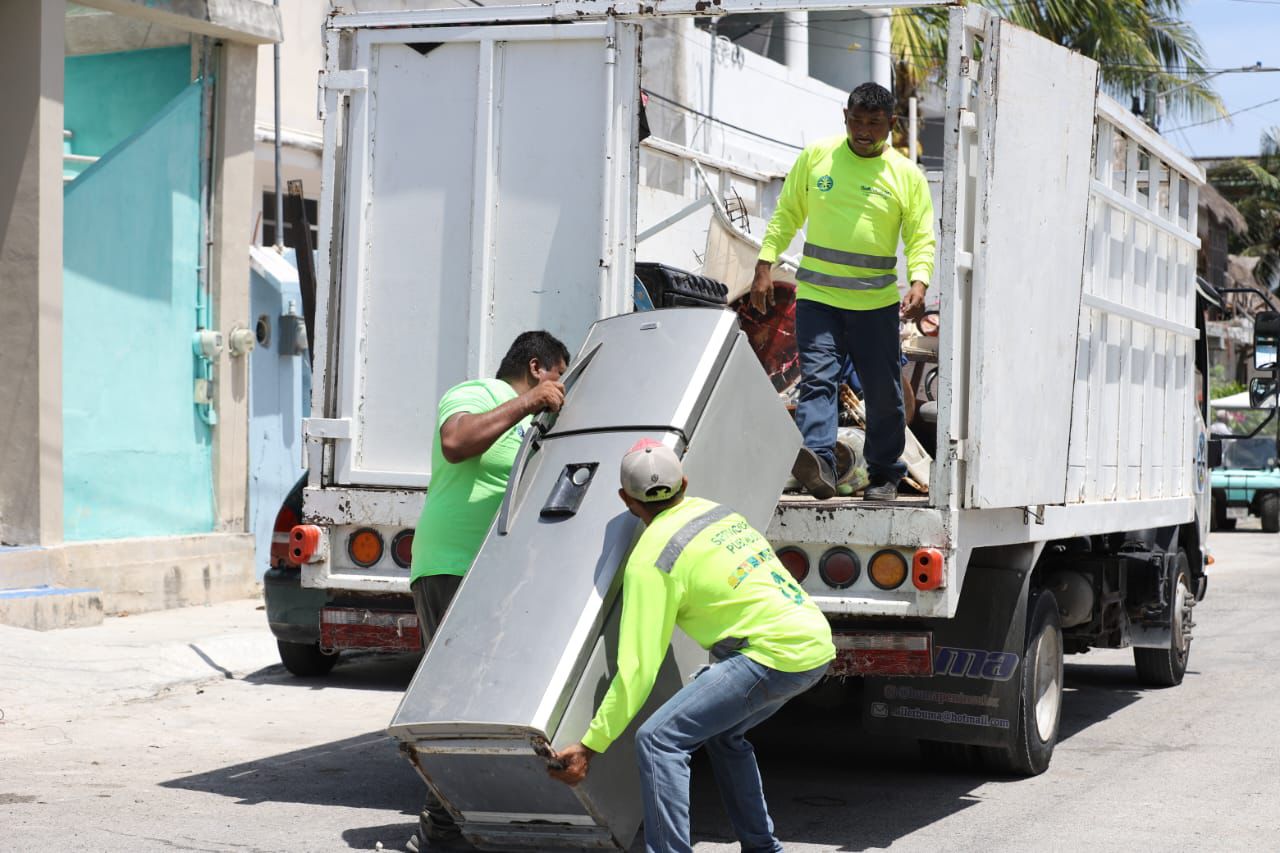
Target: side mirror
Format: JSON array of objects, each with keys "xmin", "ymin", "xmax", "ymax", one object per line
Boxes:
[
  {"xmin": 1208, "ymin": 438, "xmax": 1223, "ymax": 469},
  {"xmin": 1249, "ymin": 376, "xmax": 1277, "ymax": 409},
  {"xmin": 1256, "ymin": 310, "xmax": 1280, "ymax": 371}
]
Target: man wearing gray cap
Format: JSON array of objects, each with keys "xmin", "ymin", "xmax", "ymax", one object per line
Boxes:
[{"xmin": 549, "ymin": 439, "xmax": 835, "ymax": 853}]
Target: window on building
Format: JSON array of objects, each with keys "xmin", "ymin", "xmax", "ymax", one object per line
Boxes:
[
  {"xmin": 695, "ymin": 14, "xmax": 787, "ymax": 65},
  {"xmin": 261, "ymin": 191, "xmax": 318, "ymax": 252}
]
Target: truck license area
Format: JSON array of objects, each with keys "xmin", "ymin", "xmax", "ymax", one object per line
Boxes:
[{"xmin": 830, "ymin": 632, "xmax": 933, "ymax": 677}]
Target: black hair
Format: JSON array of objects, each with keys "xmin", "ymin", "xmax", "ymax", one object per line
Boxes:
[
  {"xmin": 496, "ymin": 330, "xmax": 571, "ymax": 381},
  {"xmin": 847, "ymin": 82, "xmax": 896, "ymax": 118}
]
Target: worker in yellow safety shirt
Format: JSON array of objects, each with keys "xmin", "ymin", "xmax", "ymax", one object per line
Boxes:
[
  {"xmin": 550, "ymin": 439, "xmax": 834, "ymax": 853},
  {"xmin": 752, "ymin": 82, "xmax": 936, "ymax": 502}
]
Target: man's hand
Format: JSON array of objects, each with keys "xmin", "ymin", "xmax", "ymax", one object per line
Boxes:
[
  {"xmin": 900, "ymin": 281, "xmax": 927, "ymax": 322},
  {"xmin": 750, "ymin": 261, "xmax": 776, "ymax": 316},
  {"xmin": 521, "ymin": 376, "xmax": 566, "ymax": 416},
  {"xmin": 548, "ymin": 743, "xmax": 594, "ymax": 787}
]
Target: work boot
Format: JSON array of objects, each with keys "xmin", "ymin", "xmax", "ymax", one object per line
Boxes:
[
  {"xmin": 863, "ymin": 479, "xmax": 900, "ymax": 501},
  {"xmin": 792, "ymin": 447, "xmax": 837, "ymax": 500}
]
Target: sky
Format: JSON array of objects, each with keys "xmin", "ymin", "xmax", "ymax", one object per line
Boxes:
[{"xmin": 1163, "ymin": 0, "xmax": 1280, "ymax": 159}]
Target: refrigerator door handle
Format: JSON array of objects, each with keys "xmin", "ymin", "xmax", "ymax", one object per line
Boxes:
[{"xmin": 496, "ymin": 342, "xmax": 603, "ymax": 536}]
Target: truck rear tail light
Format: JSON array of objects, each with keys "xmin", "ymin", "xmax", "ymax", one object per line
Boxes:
[
  {"xmin": 290, "ymin": 524, "xmax": 324, "ymax": 564},
  {"xmin": 348, "ymin": 527, "xmax": 384, "ymax": 568},
  {"xmin": 830, "ymin": 631, "xmax": 933, "ymax": 677},
  {"xmin": 868, "ymin": 549, "xmax": 908, "ymax": 589},
  {"xmin": 391, "ymin": 529, "xmax": 415, "ymax": 569},
  {"xmin": 913, "ymin": 548, "xmax": 945, "ymax": 590},
  {"xmin": 271, "ymin": 505, "xmax": 300, "ymax": 567},
  {"xmin": 819, "ymin": 547, "xmax": 859, "ymax": 589},
  {"xmin": 777, "ymin": 547, "xmax": 809, "ymax": 583}
]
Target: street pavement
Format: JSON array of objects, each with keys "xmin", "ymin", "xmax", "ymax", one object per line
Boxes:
[{"xmin": 2, "ymin": 526, "xmax": 1278, "ymax": 852}]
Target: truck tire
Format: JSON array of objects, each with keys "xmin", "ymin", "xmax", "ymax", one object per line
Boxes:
[
  {"xmin": 1261, "ymin": 493, "xmax": 1280, "ymax": 533},
  {"xmin": 1134, "ymin": 552, "xmax": 1192, "ymax": 687},
  {"xmin": 277, "ymin": 640, "xmax": 339, "ymax": 677},
  {"xmin": 980, "ymin": 589, "xmax": 1062, "ymax": 777}
]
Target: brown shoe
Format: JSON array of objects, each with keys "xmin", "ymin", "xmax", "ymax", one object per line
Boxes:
[{"xmin": 792, "ymin": 447, "xmax": 837, "ymax": 500}]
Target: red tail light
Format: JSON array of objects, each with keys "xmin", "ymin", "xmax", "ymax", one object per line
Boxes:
[
  {"xmin": 291, "ymin": 524, "xmax": 323, "ymax": 564},
  {"xmin": 271, "ymin": 505, "xmax": 300, "ymax": 567},
  {"xmin": 819, "ymin": 547, "xmax": 860, "ymax": 589},
  {"xmin": 777, "ymin": 547, "xmax": 809, "ymax": 583},
  {"xmin": 913, "ymin": 548, "xmax": 945, "ymax": 591},
  {"xmin": 391, "ymin": 529, "xmax": 415, "ymax": 569}
]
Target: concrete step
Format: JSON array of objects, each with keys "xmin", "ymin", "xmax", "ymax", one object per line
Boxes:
[
  {"xmin": 0, "ymin": 545, "xmax": 56, "ymax": 589},
  {"xmin": 0, "ymin": 586, "xmax": 104, "ymax": 631}
]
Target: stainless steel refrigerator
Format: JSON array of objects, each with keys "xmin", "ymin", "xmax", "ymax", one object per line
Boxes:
[{"xmin": 388, "ymin": 307, "xmax": 801, "ymax": 850}]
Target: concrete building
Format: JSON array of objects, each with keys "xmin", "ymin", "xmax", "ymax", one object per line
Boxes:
[{"xmin": 0, "ymin": 0, "xmax": 283, "ymax": 628}]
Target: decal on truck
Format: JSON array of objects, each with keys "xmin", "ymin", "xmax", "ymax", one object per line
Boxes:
[{"xmin": 933, "ymin": 646, "xmax": 1020, "ymax": 681}]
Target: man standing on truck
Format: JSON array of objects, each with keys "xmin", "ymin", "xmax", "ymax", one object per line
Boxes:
[
  {"xmin": 407, "ymin": 330, "xmax": 570, "ymax": 851},
  {"xmin": 752, "ymin": 82, "xmax": 936, "ymax": 501},
  {"xmin": 548, "ymin": 440, "xmax": 834, "ymax": 853}
]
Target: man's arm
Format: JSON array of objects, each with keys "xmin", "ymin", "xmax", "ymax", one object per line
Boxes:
[
  {"xmin": 439, "ymin": 378, "xmax": 564, "ymax": 463},
  {"xmin": 752, "ymin": 150, "xmax": 810, "ymax": 314},
  {"xmin": 899, "ymin": 169, "xmax": 937, "ymax": 322},
  {"xmin": 549, "ymin": 560, "xmax": 679, "ymax": 785}
]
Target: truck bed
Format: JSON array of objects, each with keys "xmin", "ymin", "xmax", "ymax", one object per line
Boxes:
[{"xmin": 778, "ymin": 493, "xmax": 931, "ymax": 509}]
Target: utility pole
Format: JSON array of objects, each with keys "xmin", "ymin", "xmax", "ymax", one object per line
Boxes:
[{"xmin": 1144, "ymin": 77, "xmax": 1158, "ymax": 129}]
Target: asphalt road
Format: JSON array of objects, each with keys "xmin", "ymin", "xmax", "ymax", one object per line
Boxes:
[{"xmin": 2, "ymin": 526, "xmax": 1277, "ymax": 852}]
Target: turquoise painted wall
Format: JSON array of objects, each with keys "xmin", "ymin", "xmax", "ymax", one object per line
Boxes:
[
  {"xmin": 64, "ymin": 46, "xmax": 191, "ymax": 158},
  {"xmin": 63, "ymin": 82, "xmax": 215, "ymax": 541}
]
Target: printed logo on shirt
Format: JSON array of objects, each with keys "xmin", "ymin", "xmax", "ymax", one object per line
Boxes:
[
  {"xmin": 816, "ymin": 175, "xmax": 835, "ymax": 192},
  {"xmin": 860, "ymin": 184, "xmax": 892, "ymax": 199}
]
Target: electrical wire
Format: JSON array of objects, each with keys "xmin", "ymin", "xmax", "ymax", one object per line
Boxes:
[
  {"xmin": 643, "ymin": 89, "xmax": 805, "ymax": 151},
  {"xmin": 1165, "ymin": 94, "xmax": 1280, "ymax": 131}
]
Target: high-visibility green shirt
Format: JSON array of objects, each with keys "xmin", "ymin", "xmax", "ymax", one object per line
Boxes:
[
  {"xmin": 581, "ymin": 497, "xmax": 835, "ymax": 753},
  {"xmin": 759, "ymin": 136, "xmax": 936, "ymax": 311},
  {"xmin": 410, "ymin": 378, "xmax": 528, "ymax": 581}
]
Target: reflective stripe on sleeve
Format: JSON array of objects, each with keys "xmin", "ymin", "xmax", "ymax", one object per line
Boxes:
[
  {"xmin": 802, "ymin": 242, "xmax": 897, "ymax": 270},
  {"xmin": 796, "ymin": 267, "xmax": 898, "ymax": 290},
  {"xmin": 654, "ymin": 504, "xmax": 736, "ymax": 573}
]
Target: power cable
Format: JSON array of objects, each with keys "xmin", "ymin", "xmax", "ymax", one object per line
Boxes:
[
  {"xmin": 1165, "ymin": 94, "xmax": 1280, "ymax": 131},
  {"xmin": 643, "ymin": 89, "xmax": 805, "ymax": 151}
]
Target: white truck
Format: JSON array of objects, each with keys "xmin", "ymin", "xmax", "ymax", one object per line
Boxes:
[{"xmin": 266, "ymin": 0, "xmax": 1212, "ymax": 776}]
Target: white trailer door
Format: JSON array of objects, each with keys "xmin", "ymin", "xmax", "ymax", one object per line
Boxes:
[
  {"xmin": 963, "ymin": 19, "xmax": 1098, "ymax": 509},
  {"xmin": 324, "ymin": 22, "xmax": 639, "ymax": 488}
]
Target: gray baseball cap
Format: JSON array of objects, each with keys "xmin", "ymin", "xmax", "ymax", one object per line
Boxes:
[{"xmin": 620, "ymin": 438, "xmax": 684, "ymax": 502}]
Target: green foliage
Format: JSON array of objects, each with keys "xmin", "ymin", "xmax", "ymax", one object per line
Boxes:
[
  {"xmin": 1208, "ymin": 128, "xmax": 1280, "ymax": 292},
  {"xmin": 892, "ymin": 1, "xmax": 1223, "ymax": 123}
]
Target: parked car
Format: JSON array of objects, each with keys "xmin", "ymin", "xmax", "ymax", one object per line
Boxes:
[{"xmin": 1211, "ymin": 437, "xmax": 1280, "ymax": 532}]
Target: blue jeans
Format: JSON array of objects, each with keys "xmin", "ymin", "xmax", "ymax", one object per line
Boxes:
[
  {"xmin": 795, "ymin": 299, "xmax": 907, "ymax": 483},
  {"xmin": 635, "ymin": 654, "xmax": 829, "ymax": 853}
]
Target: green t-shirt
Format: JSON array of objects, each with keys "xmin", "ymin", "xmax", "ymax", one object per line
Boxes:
[
  {"xmin": 581, "ymin": 496, "xmax": 836, "ymax": 753},
  {"xmin": 410, "ymin": 378, "xmax": 528, "ymax": 581}
]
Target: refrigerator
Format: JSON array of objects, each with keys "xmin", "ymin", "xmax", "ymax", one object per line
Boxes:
[{"xmin": 387, "ymin": 307, "xmax": 802, "ymax": 850}]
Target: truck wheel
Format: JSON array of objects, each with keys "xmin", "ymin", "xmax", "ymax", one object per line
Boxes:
[
  {"xmin": 980, "ymin": 589, "xmax": 1062, "ymax": 777},
  {"xmin": 1261, "ymin": 493, "xmax": 1280, "ymax": 533},
  {"xmin": 1134, "ymin": 553, "xmax": 1192, "ymax": 687},
  {"xmin": 277, "ymin": 640, "xmax": 339, "ymax": 677}
]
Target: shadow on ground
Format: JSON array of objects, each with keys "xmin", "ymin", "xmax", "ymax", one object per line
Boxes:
[
  {"xmin": 161, "ymin": 729, "xmax": 419, "ymax": 814},
  {"xmin": 165, "ymin": 652, "xmax": 1155, "ymax": 851},
  {"xmin": 681, "ymin": 656, "xmax": 1148, "ymax": 851},
  {"xmin": 241, "ymin": 651, "xmax": 422, "ymax": 692}
]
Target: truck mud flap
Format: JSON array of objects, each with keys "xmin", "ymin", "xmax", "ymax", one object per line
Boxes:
[{"xmin": 863, "ymin": 561, "xmax": 1031, "ymax": 748}]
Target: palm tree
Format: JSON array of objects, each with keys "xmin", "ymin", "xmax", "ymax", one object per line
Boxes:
[
  {"xmin": 1209, "ymin": 128, "xmax": 1280, "ymax": 292},
  {"xmin": 890, "ymin": 0, "xmax": 1223, "ymax": 130}
]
